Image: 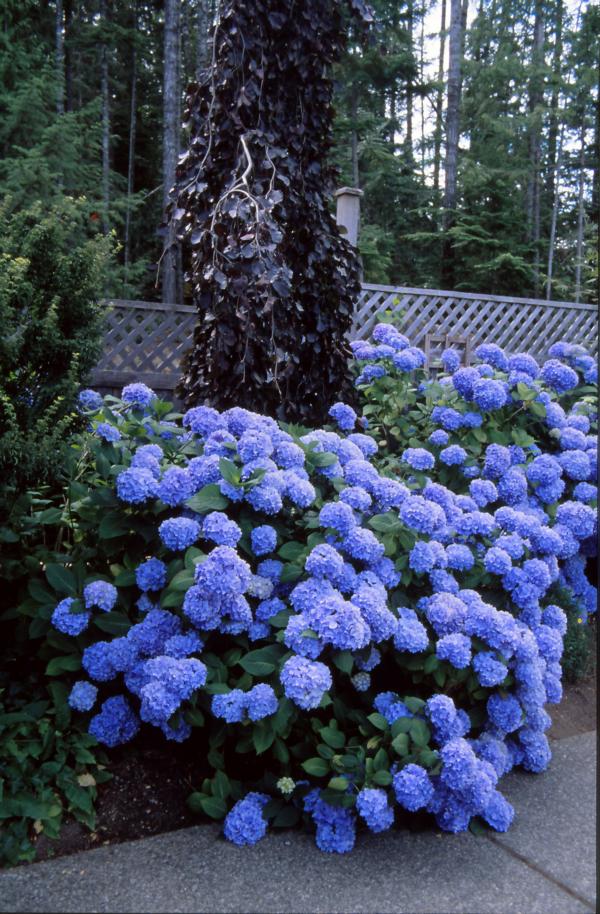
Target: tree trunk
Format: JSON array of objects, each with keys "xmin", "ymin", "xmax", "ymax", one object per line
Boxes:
[
  {"xmin": 526, "ymin": 0, "xmax": 544, "ymax": 294},
  {"xmin": 433, "ymin": 0, "xmax": 447, "ymax": 198},
  {"xmin": 124, "ymin": 3, "xmax": 138, "ymax": 289},
  {"xmin": 575, "ymin": 121, "xmax": 586, "ymax": 303},
  {"xmin": 441, "ymin": 0, "xmax": 467, "ymax": 287},
  {"xmin": 591, "ymin": 67, "xmax": 599, "ymax": 232},
  {"xmin": 419, "ymin": 7, "xmax": 426, "ymax": 177},
  {"xmin": 196, "ymin": 0, "xmax": 208, "ymax": 79},
  {"xmin": 350, "ymin": 83, "xmax": 359, "ymax": 187},
  {"xmin": 64, "ymin": 0, "xmax": 73, "ymax": 112},
  {"xmin": 546, "ymin": 122, "xmax": 564, "ymax": 300},
  {"xmin": 405, "ymin": 0, "xmax": 413, "ymax": 154},
  {"xmin": 162, "ymin": 0, "xmax": 181, "ymax": 305},
  {"xmin": 545, "ymin": 0, "xmax": 563, "ymax": 216},
  {"xmin": 55, "ymin": 0, "xmax": 65, "ymax": 115},
  {"xmin": 100, "ymin": 0, "xmax": 110, "ymax": 235}
]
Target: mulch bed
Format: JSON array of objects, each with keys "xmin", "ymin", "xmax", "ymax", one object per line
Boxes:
[{"xmin": 29, "ymin": 674, "xmax": 597, "ymax": 865}]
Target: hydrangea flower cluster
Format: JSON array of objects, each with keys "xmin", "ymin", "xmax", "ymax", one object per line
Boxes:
[{"xmin": 56, "ymin": 338, "xmax": 596, "ymax": 854}]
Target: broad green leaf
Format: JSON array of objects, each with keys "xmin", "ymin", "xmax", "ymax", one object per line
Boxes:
[
  {"xmin": 37, "ymin": 507, "xmax": 63, "ymax": 525},
  {"xmin": 185, "ymin": 484, "xmax": 228, "ymax": 514},
  {"xmin": 373, "ymin": 748, "xmax": 389, "ymax": 771},
  {"xmin": 160, "ymin": 589, "xmax": 185, "ymax": 609},
  {"xmin": 45, "ymin": 564, "xmax": 77, "ymax": 596},
  {"xmin": 277, "ymin": 541, "xmax": 306, "ymax": 561},
  {"xmin": 0, "ymin": 794, "xmax": 62, "ymax": 821},
  {"xmin": 46, "ymin": 655, "xmax": 81, "ymax": 676},
  {"xmin": 310, "ymin": 451, "xmax": 338, "ymax": 467},
  {"xmin": 320, "ymin": 727, "xmax": 345, "ymax": 749},
  {"xmin": 372, "ymin": 769, "xmax": 392, "ymax": 786},
  {"xmin": 212, "ymin": 770, "xmax": 231, "ymax": 799},
  {"xmin": 28, "ymin": 579, "xmax": 55, "ymax": 605},
  {"xmin": 409, "ymin": 718, "xmax": 431, "ymax": 748},
  {"xmin": 528, "ymin": 400, "xmax": 547, "ymax": 418},
  {"xmin": 169, "ymin": 570, "xmax": 195, "ymax": 591},
  {"xmin": 94, "ymin": 612, "xmax": 131, "ymax": 636},
  {"xmin": 367, "ymin": 712, "xmax": 388, "ymax": 731},
  {"xmin": 328, "ymin": 777, "xmax": 349, "ymax": 791},
  {"xmin": 98, "ymin": 513, "xmax": 130, "ymax": 539},
  {"xmin": 280, "ymin": 564, "xmax": 303, "ymax": 583},
  {"xmin": 317, "ymin": 743, "xmax": 335, "ymax": 759},
  {"xmin": 252, "ymin": 721, "xmax": 275, "ymax": 755},
  {"xmin": 239, "ymin": 645, "xmax": 283, "ymax": 677},
  {"xmin": 423, "ymin": 654, "xmax": 439, "ymax": 674},
  {"xmin": 404, "ymin": 696, "xmax": 426, "ymax": 714},
  {"xmin": 391, "ymin": 717, "xmax": 413, "ymax": 736},
  {"xmin": 368, "ymin": 513, "xmax": 402, "ymax": 533},
  {"xmin": 332, "ymin": 651, "xmax": 353, "ymax": 675},
  {"xmin": 219, "ymin": 457, "xmax": 240, "ymax": 485},
  {"xmin": 301, "ymin": 757, "xmax": 329, "ymax": 777},
  {"xmin": 198, "ymin": 795, "xmax": 227, "ymax": 820},
  {"xmin": 184, "ymin": 708, "xmax": 205, "ymax": 728},
  {"xmin": 392, "ymin": 733, "xmax": 409, "ymax": 755},
  {"xmin": 184, "ymin": 546, "xmax": 205, "ymax": 571},
  {"xmin": 113, "ymin": 569, "xmax": 136, "ymax": 587}
]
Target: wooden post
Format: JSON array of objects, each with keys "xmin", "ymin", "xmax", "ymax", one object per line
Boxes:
[{"xmin": 335, "ymin": 186, "xmax": 363, "ymax": 247}]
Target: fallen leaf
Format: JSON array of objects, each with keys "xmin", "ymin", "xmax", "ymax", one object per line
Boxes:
[{"xmin": 77, "ymin": 773, "xmax": 96, "ymax": 787}]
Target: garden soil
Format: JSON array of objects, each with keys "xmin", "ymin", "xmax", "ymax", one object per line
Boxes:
[{"xmin": 29, "ymin": 675, "xmax": 597, "ymax": 866}]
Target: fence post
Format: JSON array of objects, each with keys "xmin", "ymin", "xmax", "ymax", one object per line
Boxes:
[{"xmin": 334, "ymin": 186, "xmax": 363, "ymax": 247}]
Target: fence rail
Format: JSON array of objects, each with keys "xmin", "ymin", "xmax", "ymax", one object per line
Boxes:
[{"xmin": 91, "ymin": 286, "xmax": 598, "ymax": 394}]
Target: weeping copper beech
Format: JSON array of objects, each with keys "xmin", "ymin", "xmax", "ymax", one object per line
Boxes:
[{"xmin": 168, "ymin": 0, "xmax": 372, "ymax": 424}]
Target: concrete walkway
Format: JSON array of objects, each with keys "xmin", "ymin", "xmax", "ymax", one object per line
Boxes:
[{"xmin": 0, "ymin": 731, "xmax": 595, "ymax": 914}]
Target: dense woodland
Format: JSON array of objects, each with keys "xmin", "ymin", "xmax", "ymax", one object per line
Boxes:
[{"xmin": 1, "ymin": 0, "xmax": 598, "ymax": 303}]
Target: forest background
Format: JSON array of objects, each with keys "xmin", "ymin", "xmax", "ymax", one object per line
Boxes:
[{"xmin": 1, "ymin": 0, "xmax": 598, "ymax": 306}]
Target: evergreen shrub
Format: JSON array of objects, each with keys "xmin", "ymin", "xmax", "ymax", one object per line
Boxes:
[
  {"xmin": 6, "ymin": 328, "xmax": 597, "ymax": 854},
  {"xmin": 0, "ymin": 196, "xmax": 112, "ymax": 501}
]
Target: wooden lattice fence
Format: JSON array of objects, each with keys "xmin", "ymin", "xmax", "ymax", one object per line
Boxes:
[
  {"xmin": 91, "ymin": 300, "xmax": 196, "ymax": 397},
  {"xmin": 91, "ymin": 286, "xmax": 598, "ymax": 395},
  {"xmin": 354, "ymin": 285, "xmax": 599, "ymax": 358}
]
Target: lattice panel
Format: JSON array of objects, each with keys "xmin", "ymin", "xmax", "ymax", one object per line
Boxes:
[
  {"xmin": 91, "ymin": 290, "xmax": 597, "ymax": 393},
  {"xmin": 353, "ymin": 284, "xmax": 598, "ymax": 360},
  {"xmin": 92, "ymin": 300, "xmax": 196, "ymax": 389}
]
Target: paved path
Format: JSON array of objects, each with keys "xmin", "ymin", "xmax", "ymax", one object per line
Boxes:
[{"xmin": 0, "ymin": 732, "xmax": 595, "ymax": 914}]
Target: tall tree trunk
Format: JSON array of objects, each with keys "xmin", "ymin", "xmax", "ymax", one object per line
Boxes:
[
  {"xmin": 405, "ymin": 0, "xmax": 413, "ymax": 155},
  {"xmin": 55, "ymin": 0, "xmax": 65, "ymax": 115},
  {"xmin": 441, "ymin": 0, "xmax": 465, "ymax": 287},
  {"xmin": 64, "ymin": 0, "xmax": 73, "ymax": 112},
  {"xmin": 433, "ymin": 0, "xmax": 447, "ymax": 198},
  {"xmin": 591, "ymin": 68, "xmax": 599, "ymax": 232},
  {"xmin": 100, "ymin": 0, "xmax": 110, "ymax": 235},
  {"xmin": 124, "ymin": 3, "xmax": 138, "ymax": 289},
  {"xmin": 545, "ymin": 0, "xmax": 563, "ymax": 216},
  {"xmin": 546, "ymin": 122, "xmax": 564, "ymax": 300},
  {"xmin": 526, "ymin": 0, "xmax": 544, "ymax": 294},
  {"xmin": 350, "ymin": 83, "xmax": 359, "ymax": 187},
  {"xmin": 196, "ymin": 0, "xmax": 208, "ymax": 79},
  {"xmin": 574, "ymin": 121, "xmax": 586, "ymax": 303},
  {"xmin": 419, "ymin": 5, "xmax": 426, "ymax": 177},
  {"xmin": 162, "ymin": 0, "xmax": 180, "ymax": 305}
]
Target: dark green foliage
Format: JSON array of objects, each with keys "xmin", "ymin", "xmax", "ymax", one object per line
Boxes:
[
  {"xmin": 0, "ymin": 197, "xmax": 112, "ymax": 497},
  {"xmin": 562, "ymin": 599, "xmax": 595, "ymax": 684},
  {"xmin": 1, "ymin": 1, "xmax": 597, "ymax": 302},
  {"xmin": 0, "ymin": 677, "xmax": 109, "ymax": 867},
  {"xmin": 171, "ymin": 0, "xmax": 370, "ymax": 423},
  {"xmin": 333, "ymin": 0, "xmax": 438, "ymax": 285}
]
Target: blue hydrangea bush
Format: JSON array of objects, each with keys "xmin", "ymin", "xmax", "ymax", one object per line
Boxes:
[{"xmin": 21, "ymin": 329, "xmax": 597, "ymax": 854}]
